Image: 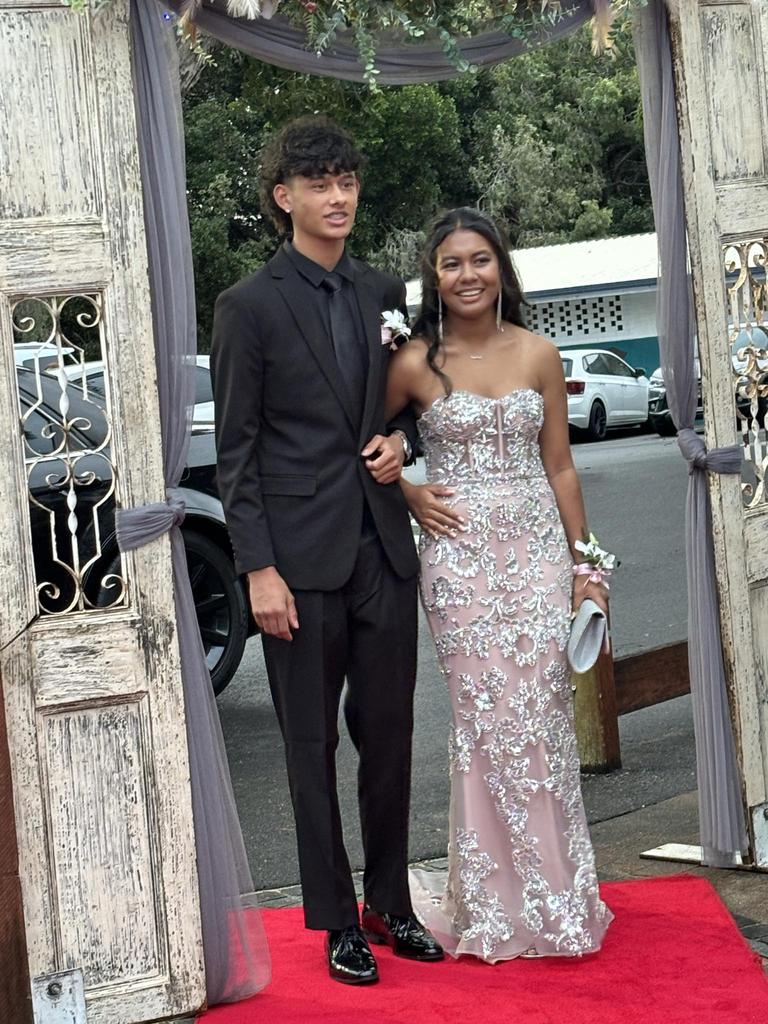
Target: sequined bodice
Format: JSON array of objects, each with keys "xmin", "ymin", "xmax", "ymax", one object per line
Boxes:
[{"xmin": 417, "ymin": 388, "xmax": 546, "ymax": 489}]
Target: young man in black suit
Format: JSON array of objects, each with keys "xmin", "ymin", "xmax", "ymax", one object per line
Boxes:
[{"xmin": 211, "ymin": 116, "xmax": 443, "ymax": 984}]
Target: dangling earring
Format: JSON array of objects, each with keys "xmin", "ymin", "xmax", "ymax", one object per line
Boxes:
[
  {"xmin": 497, "ymin": 290, "xmax": 505, "ymax": 333},
  {"xmin": 438, "ymin": 293, "xmax": 444, "ymax": 343}
]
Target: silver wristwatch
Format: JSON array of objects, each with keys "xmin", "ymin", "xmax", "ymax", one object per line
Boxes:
[{"xmin": 392, "ymin": 429, "xmax": 412, "ymax": 463}]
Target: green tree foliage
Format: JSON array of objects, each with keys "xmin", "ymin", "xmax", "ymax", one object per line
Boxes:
[
  {"xmin": 184, "ymin": 54, "xmax": 467, "ymax": 342},
  {"xmin": 183, "ymin": 22, "xmax": 652, "ymax": 347},
  {"xmin": 444, "ymin": 21, "xmax": 652, "ymax": 246}
]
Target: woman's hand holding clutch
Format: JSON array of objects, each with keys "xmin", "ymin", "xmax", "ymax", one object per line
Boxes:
[
  {"xmin": 571, "ymin": 532, "xmax": 615, "ymax": 615},
  {"xmin": 567, "ymin": 532, "xmax": 615, "ymax": 672},
  {"xmin": 572, "ymin": 576, "xmax": 609, "ymax": 615},
  {"xmin": 400, "ymin": 480, "xmax": 466, "ymax": 540}
]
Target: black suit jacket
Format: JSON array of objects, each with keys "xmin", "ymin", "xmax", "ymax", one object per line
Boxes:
[{"xmin": 210, "ymin": 247, "xmax": 419, "ymax": 590}]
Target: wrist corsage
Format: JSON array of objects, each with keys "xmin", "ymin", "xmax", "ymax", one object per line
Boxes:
[
  {"xmin": 572, "ymin": 532, "xmax": 618, "ymax": 590},
  {"xmin": 381, "ymin": 309, "xmax": 411, "ymax": 350}
]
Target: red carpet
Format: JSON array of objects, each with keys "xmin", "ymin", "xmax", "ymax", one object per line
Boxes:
[{"xmin": 199, "ymin": 875, "xmax": 768, "ymax": 1024}]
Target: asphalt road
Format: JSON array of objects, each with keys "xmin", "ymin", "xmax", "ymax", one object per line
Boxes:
[{"xmin": 218, "ymin": 430, "xmax": 697, "ymax": 891}]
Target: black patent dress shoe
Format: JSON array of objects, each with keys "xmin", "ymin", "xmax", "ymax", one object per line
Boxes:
[
  {"xmin": 325, "ymin": 925, "xmax": 379, "ymax": 985},
  {"xmin": 362, "ymin": 906, "xmax": 445, "ymax": 961}
]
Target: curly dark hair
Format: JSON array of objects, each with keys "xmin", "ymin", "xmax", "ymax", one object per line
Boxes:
[
  {"xmin": 259, "ymin": 115, "xmax": 367, "ymax": 234},
  {"xmin": 413, "ymin": 207, "xmax": 528, "ymax": 395}
]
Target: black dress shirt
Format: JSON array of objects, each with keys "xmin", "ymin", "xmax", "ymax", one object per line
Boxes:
[
  {"xmin": 283, "ymin": 242, "xmax": 376, "ymax": 535},
  {"xmin": 283, "ymin": 241, "xmax": 369, "ymax": 379}
]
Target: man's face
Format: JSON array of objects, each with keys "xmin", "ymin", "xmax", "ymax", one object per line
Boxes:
[{"xmin": 273, "ymin": 171, "xmax": 360, "ymax": 242}]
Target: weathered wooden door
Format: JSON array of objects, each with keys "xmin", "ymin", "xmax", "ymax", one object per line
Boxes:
[
  {"xmin": 0, "ymin": 2, "xmax": 206, "ymax": 1020},
  {"xmin": 669, "ymin": 0, "xmax": 768, "ymax": 865}
]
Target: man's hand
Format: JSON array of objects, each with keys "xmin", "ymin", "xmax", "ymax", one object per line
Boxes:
[
  {"xmin": 362, "ymin": 433, "xmax": 405, "ymax": 484},
  {"xmin": 247, "ymin": 566, "xmax": 299, "ymax": 641}
]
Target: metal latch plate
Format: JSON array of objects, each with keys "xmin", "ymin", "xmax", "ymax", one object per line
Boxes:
[
  {"xmin": 752, "ymin": 803, "xmax": 768, "ymax": 868},
  {"xmin": 31, "ymin": 969, "xmax": 86, "ymax": 1023}
]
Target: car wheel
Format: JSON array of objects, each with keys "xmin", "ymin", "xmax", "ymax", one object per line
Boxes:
[
  {"xmin": 651, "ymin": 414, "xmax": 677, "ymax": 437},
  {"xmin": 183, "ymin": 528, "xmax": 248, "ymax": 696},
  {"xmin": 586, "ymin": 400, "xmax": 607, "ymax": 442}
]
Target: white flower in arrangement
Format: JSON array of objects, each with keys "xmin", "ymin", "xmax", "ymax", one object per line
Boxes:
[
  {"xmin": 574, "ymin": 533, "xmax": 618, "ymax": 570},
  {"xmin": 225, "ymin": 0, "xmax": 279, "ymax": 18},
  {"xmin": 380, "ymin": 309, "xmax": 412, "ymax": 350}
]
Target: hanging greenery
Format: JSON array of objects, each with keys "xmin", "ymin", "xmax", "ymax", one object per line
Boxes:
[
  {"xmin": 175, "ymin": 1, "xmax": 643, "ymax": 83},
  {"xmin": 68, "ymin": 1, "xmax": 644, "ymax": 86},
  {"xmin": 205, "ymin": 1, "xmax": 603, "ymax": 60}
]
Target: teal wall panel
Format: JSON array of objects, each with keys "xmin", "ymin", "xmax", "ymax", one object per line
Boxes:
[{"xmin": 559, "ymin": 336, "xmax": 660, "ymax": 375}]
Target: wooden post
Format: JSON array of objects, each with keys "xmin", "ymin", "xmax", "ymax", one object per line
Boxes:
[
  {"xmin": 614, "ymin": 641, "xmax": 690, "ymax": 716},
  {"xmin": 0, "ymin": 665, "xmax": 32, "ymax": 1024},
  {"xmin": 573, "ymin": 644, "xmax": 621, "ymax": 774}
]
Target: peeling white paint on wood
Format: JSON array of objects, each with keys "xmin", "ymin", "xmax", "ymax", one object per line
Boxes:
[
  {"xmin": 0, "ymin": 2, "xmax": 206, "ymax": 1021},
  {"xmin": 0, "ymin": 12, "xmax": 103, "ymax": 220},
  {"xmin": 0, "ymin": 220, "xmax": 109, "ymax": 294},
  {"xmin": 669, "ymin": 0, "xmax": 768, "ymax": 853},
  {"xmin": 700, "ymin": 4, "xmax": 768, "ymax": 182}
]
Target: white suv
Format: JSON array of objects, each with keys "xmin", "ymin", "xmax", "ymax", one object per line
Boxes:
[{"xmin": 561, "ymin": 348, "xmax": 650, "ymax": 441}]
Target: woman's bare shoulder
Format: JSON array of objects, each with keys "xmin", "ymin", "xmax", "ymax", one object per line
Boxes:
[{"xmin": 515, "ymin": 329, "xmax": 560, "ymax": 366}]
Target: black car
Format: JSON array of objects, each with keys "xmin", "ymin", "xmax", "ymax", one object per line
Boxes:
[
  {"xmin": 647, "ymin": 367, "xmax": 703, "ymax": 436},
  {"xmin": 18, "ymin": 365, "xmax": 249, "ymax": 695}
]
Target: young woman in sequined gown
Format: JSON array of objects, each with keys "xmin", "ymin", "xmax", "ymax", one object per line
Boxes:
[{"xmin": 386, "ymin": 208, "xmax": 613, "ymax": 963}]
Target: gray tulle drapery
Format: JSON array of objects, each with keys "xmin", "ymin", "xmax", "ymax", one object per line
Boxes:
[
  {"xmin": 169, "ymin": 0, "xmax": 599, "ymax": 84},
  {"xmin": 119, "ymin": 0, "xmax": 617, "ymax": 1005},
  {"xmin": 118, "ymin": 0, "xmax": 749, "ymax": 1007},
  {"xmin": 633, "ymin": 0, "xmax": 747, "ymax": 865},
  {"xmin": 118, "ymin": 0, "xmax": 270, "ymax": 1005}
]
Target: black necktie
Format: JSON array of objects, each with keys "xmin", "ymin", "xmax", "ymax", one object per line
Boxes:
[{"xmin": 322, "ymin": 272, "xmax": 367, "ymax": 426}]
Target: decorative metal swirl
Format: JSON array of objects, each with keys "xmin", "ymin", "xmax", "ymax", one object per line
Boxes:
[
  {"xmin": 723, "ymin": 239, "xmax": 768, "ymax": 509},
  {"xmin": 12, "ymin": 293, "xmax": 128, "ymax": 615}
]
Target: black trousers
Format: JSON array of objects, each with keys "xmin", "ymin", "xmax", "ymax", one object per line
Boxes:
[{"xmin": 262, "ymin": 533, "xmax": 418, "ymax": 930}]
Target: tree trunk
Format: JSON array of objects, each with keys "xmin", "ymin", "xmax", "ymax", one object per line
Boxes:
[{"xmin": 177, "ymin": 32, "xmax": 220, "ymax": 96}]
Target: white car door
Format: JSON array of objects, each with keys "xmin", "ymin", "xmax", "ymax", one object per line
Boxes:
[
  {"xmin": 604, "ymin": 353, "xmax": 648, "ymax": 424},
  {"xmin": 583, "ymin": 352, "xmax": 624, "ymax": 424}
]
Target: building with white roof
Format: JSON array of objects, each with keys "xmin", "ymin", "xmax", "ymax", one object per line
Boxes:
[{"xmin": 406, "ymin": 232, "xmax": 661, "ymax": 375}]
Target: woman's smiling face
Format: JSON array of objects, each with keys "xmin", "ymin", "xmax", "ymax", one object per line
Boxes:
[{"xmin": 436, "ymin": 228, "xmax": 502, "ymax": 321}]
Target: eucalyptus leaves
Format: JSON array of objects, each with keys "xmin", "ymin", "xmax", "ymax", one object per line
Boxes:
[
  {"xmin": 67, "ymin": 0, "xmax": 643, "ymax": 87},
  {"xmin": 213, "ymin": 0, "xmax": 644, "ymax": 72},
  {"xmin": 231, "ymin": 1, "xmax": 572, "ymax": 78}
]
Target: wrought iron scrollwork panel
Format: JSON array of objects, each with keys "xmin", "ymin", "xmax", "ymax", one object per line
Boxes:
[
  {"xmin": 12, "ymin": 293, "xmax": 128, "ymax": 615},
  {"xmin": 723, "ymin": 238, "xmax": 768, "ymax": 510}
]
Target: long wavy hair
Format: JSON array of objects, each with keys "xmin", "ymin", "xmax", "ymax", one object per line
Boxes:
[{"xmin": 413, "ymin": 208, "xmax": 528, "ymax": 395}]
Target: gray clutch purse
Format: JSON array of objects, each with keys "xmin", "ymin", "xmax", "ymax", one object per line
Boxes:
[{"xmin": 567, "ymin": 599, "xmax": 609, "ymax": 674}]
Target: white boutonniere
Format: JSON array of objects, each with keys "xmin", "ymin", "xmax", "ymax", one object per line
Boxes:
[{"xmin": 381, "ymin": 309, "xmax": 412, "ymax": 351}]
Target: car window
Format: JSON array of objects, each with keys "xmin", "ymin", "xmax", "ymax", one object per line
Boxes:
[
  {"xmin": 195, "ymin": 365, "xmax": 213, "ymax": 406},
  {"xmin": 584, "ymin": 354, "xmax": 610, "ymax": 374},
  {"xmin": 17, "ymin": 369, "xmax": 109, "ymax": 450},
  {"xmin": 560, "ymin": 358, "xmax": 573, "ymax": 377},
  {"xmin": 603, "ymin": 354, "xmax": 635, "ymax": 378},
  {"xmin": 21, "ymin": 406, "xmax": 60, "ymax": 456},
  {"xmin": 85, "ymin": 371, "xmax": 107, "ymax": 398}
]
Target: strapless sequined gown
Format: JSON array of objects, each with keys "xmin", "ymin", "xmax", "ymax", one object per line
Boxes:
[{"xmin": 410, "ymin": 388, "xmax": 612, "ymax": 962}]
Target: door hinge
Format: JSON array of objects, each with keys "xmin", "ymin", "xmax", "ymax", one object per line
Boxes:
[{"xmin": 31, "ymin": 969, "xmax": 86, "ymax": 1024}]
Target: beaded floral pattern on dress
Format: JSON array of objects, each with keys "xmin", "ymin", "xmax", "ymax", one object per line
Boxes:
[{"xmin": 410, "ymin": 389, "xmax": 612, "ymax": 962}]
